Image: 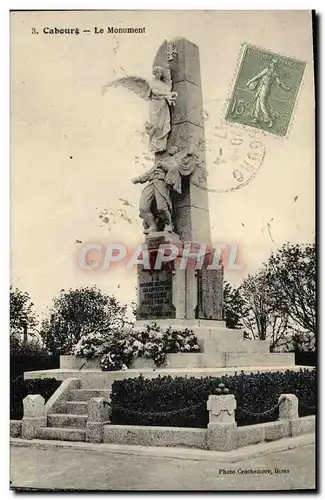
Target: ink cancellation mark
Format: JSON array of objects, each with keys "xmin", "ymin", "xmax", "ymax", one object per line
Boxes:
[{"xmin": 192, "ymin": 126, "xmax": 266, "ymax": 194}]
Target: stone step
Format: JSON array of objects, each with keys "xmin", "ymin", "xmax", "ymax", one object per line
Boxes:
[
  {"xmin": 165, "ymin": 351, "xmax": 295, "ymax": 368},
  {"xmin": 67, "ymin": 389, "xmax": 107, "ymax": 401},
  {"xmin": 53, "ymin": 401, "xmax": 88, "ymax": 415},
  {"xmin": 203, "ymin": 339, "xmax": 270, "ymax": 354},
  {"xmin": 192, "ymin": 328, "xmax": 244, "ymax": 343},
  {"xmin": 167, "ymin": 353, "xmax": 205, "ymax": 368},
  {"xmin": 38, "ymin": 427, "xmax": 86, "ymax": 442},
  {"xmin": 224, "ymin": 352, "xmax": 295, "ymax": 367},
  {"xmin": 47, "ymin": 414, "xmax": 88, "ymax": 429}
]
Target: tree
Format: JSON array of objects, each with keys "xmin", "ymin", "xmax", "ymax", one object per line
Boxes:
[
  {"xmin": 237, "ymin": 270, "xmax": 291, "ymax": 351},
  {"xmin": 266, "ymin": 242, "xmax": 316, "ymax": 338},
  {"xmin": 39, "ymin": 286, "xmax": 128, "ymax": 355},
  {"xmin": 223, "ymin": 281, "xmax": 243, "ymax": 329},
  {"xmin": 10, "ymin": 287, "xmax": 38, "ymax": 343}
]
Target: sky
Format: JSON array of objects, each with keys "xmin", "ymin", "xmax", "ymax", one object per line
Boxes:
[{"xmin": 10, "ymin": 10, "xmax": 315, "ymax": 317}]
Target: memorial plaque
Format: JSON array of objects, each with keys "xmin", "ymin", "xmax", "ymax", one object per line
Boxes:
[
  {"xmin": 196, "ymin": 267, "xmax": 223, "ymax": 320},
  {"xmin": 137, "ymin": 268, "xmax": 176, "ymax": 320}
]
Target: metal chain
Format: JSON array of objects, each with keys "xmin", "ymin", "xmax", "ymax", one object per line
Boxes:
[
  {"xmin": 239, "ymin": 401, "xmax": 280, "ymax": 418},
  {"xmin": 299, "ymin": 402, "xmax": 316, "ymax": 412},
  {"xmin": 112, "ymin": 400, "xmax": 315, "ymax": 419},
  {"xmin": 112, "ymin": 401, "xmax": 205, "ymax": 417}
]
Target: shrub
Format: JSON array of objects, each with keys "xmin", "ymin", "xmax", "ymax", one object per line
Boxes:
[
  {"xmin": 10, "ymin": 353, "xmax": 60, "ymax": 379},
  {"xmin": 10, "ymin": 376, "xmax": 61, "ymax": 420},
  {"xmin": 10, "ymin": 339, "xmax": 60, "ymax": 380},
  {"xmin": 110, "ymin": 368, "xmax": 316, "ymax": 428},
  {"xmin": 40, "ymin": 287, "xmax": 128, "ymax": 355}
]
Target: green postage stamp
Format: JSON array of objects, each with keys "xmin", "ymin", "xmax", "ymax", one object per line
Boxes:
[{"xmin": 225, "ymin": 45, "xmax": 306, "ymax": 136}]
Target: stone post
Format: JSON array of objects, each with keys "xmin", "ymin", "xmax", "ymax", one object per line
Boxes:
[
  {"xmin": 278, "ymin": 394, "xmax": 299, "ymax": 420},
  {"xmin": 22, "ymin": 394, "xmax": 46, "ymax": 439},
  {"xmin": 86, "ymin": 397, "xmax": 111, "ymax": 444},
  {"xmin": 206, "ymin": 394, "xmax": 237, "ymax": 451}
]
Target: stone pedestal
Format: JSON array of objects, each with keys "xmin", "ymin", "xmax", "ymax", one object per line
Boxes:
[
  {"xmin": 207, "ymin": 423, "xmax": 237, "ymax": 452},
  {"xmin": 86, "ymin": 396, "xmax": 111, "ymax": 444},
  {"xmin": 278, "ymin": 394, "xmax": 299, "ymax": 420},
  {"xmin": 22, "ymin": 394, "xmax": 46, "ymax": 439},
  {"xmin": 206, "ymin": 394, "xmax": 237, "ymax": 451},
  {"xmin": 136, "ymin": 233, "xmax": 223, "ymax": 322},
  {"xmin": 137, "ymin": 233, "xmax": 179, "ymax": 320}
]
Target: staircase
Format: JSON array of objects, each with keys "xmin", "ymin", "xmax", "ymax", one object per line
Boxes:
[{"xmin": 38, "ymin": 388, "xmax": 107, "ymax": 442}]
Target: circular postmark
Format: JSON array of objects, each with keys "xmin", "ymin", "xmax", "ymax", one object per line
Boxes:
[{"xmin": 191, "ymin": 124, "xmax": 266, "ymax": 194}]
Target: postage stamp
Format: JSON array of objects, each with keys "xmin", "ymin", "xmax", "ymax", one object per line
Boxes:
[{"xmin": 225, "ymin": 45, "xmax": 306, "ymax": 136}]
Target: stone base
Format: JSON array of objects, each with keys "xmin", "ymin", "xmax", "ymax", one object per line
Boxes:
[
  {"xmin": 22, "ymin": 416, "xmax": 46, "ymax": 440},
  {"xmin": 135, "ymin": 318, "xmax": 226, "ymax": 330},
  {"xmin": 10, "ymin": 420, "xmax": 22, "ymax": 438},
  {"xmin": 134, "ymin": 320, "xmax": 296, "ymax": 369},
  {"xmin": 207, "ymin": 423, "xmax": 237, "ymax": 451},
  {"xmin": 103, "ymin": 425, "xmax": 207, "ymax": 449},
  {"xmin": 61, "ymin": 350, "xmax": 295, "ymax": 371},
  {"xmin": 24, "ymin": 365, "xmax": 312, "ymax": 390},
  {"xmin": 86, "ymin": 422, "xmax": 104, "ymax": 444},
  {"xmin": 60, "ymin": 355, "xmax": 100, "ymax": 370},
  {"xmin": 131, "ymin": 358, "xmax": 158, "ymax": 370}
]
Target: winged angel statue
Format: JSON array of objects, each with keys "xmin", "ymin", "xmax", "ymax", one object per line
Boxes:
[{"xmin": 105, "ymin": 66, "xmax": 177, "ymax": 153}]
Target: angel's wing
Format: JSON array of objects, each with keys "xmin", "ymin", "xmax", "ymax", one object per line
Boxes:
[{"xmin": 102, "ymin": 76, "xmax": 151, "ymax": 100}]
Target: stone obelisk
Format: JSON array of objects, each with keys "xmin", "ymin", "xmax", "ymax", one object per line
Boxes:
[
  {"xmin": 167, "ymin": 37, "xmax": 211, "ymax": 244},
  {"xmin": 136, "ymin": 38, "xmax": 223, "ymax": 325}
]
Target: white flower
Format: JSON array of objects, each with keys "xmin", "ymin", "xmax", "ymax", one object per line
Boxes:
[{"xmin": 133, "ymin": 340, "xmax": 143, "ymax": 348}]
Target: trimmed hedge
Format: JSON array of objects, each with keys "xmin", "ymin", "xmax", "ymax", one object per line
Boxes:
[
  {"xmin": 10, "ymin": 376, "xmax": 61, "ymax": 420},
  {"xmin": 110, "ymin": 369, "xmax": 316, "ymax": 428},
  {"xmin": 10, "ymin": 353, "xmax": 60, "ymax": 380}
]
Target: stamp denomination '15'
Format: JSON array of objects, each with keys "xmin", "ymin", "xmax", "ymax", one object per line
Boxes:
[{"xmin": 225, "ymin": 45, "xmax": 306, "ymax": 136}]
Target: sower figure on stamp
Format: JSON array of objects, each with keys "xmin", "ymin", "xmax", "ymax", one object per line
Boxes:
[
  {"xmin": 247, "ymin": 58, "xmax": 291, "ymax": 128},
  {"xmin": 132, "ymin": 146, "xmax": 182, "ymax": 234}
]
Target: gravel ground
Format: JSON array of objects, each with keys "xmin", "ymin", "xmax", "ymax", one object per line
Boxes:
[{"xmin": 10, "ymin": 442, "xmax": 315, "ymax": 491}]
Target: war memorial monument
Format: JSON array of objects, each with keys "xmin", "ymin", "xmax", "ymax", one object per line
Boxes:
[{"xmin": 23, "ymin": 38, "xmax": 302, "ymax": 443}]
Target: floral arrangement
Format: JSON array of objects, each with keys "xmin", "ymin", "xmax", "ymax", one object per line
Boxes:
[
  {"xmin": 99, "ymin": 337, "xmax": 134, "ymax": 371},
  {"xmin": 73, "ymin": 323, "xmax": 200, "ymax": 371},
  {"xmin": 73, "ymin": 332, "xmax": 106, "ymax": 359}
]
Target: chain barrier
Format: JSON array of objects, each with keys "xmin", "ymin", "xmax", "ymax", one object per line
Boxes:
[
  {"xmin": 112, "ymin": 401, "xmax": 279, "ymax": 419},
  {"xmin": 111, "ymin": 400, "xmax": 315, "ymax": 419},
  {"xmin": 299, "ymin": 402, "xmax": 316, "ymax": 412},
  {"xmin": 112, "ymin": 401, "xmax": 206, "ymax": 418},
  {"xmin": 237, "ymin": 401, "xmax": 281, "ymax": 419}
]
